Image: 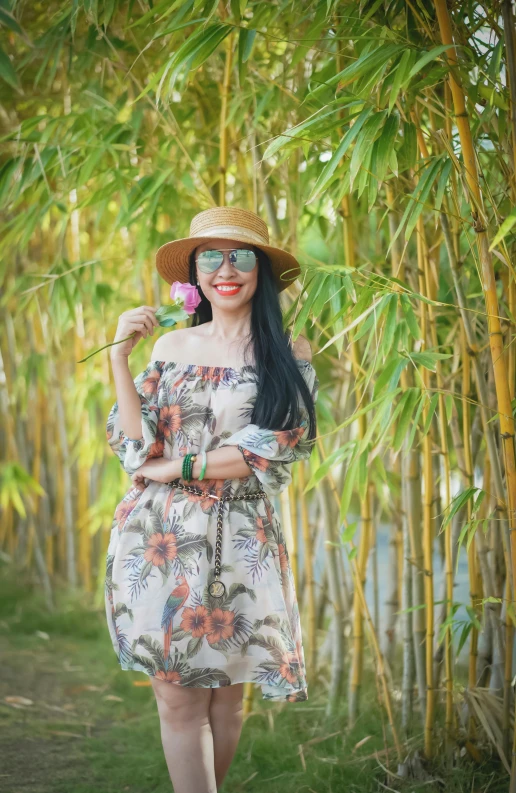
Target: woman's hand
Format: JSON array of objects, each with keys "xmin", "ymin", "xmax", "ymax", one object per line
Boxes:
[
  {"xmin": 130, "ymin": 457, "xmax": 181, "ymax": 488},
  {"xmin": 110, "ymin": 305, "xmax": 159, "ymax": 360},
  {"xmin": 130, "ymin": 470, "xmax": 148, "ymax": 493}
]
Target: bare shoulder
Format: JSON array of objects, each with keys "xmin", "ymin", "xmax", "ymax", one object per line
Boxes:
[
  {"xmin": 292, "ymin": 334, "xmax": 312, "ymax": 362},
  {"xmin": 151, "ymin": 327, "xmax": 201, "ymax": 361}
]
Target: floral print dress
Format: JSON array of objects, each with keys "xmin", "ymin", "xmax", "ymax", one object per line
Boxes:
[{"xmin": 104, "ymin": 358, "xmax": 319, "ymax": 702}]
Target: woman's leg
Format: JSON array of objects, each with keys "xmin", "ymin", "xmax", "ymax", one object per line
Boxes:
[
  {"xmin": 209, "ymin": 683, "xmax": 244, "ymax": 789},
  {"xmin": 151, "ymin": 676, "xmax": 217, "ymax": 793}
]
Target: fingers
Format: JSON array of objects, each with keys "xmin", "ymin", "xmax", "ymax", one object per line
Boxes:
[
  {"xmin": 122, "ymin": 307, "xmax": 159, "ymax": 339},
  {"xmin": 131, "ymin": 474, "xmax": 147, "ymax": 492}
]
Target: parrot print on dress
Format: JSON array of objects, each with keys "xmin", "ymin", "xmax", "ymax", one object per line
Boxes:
[{"xmin": 162, "ymin": 574, "xmax": 190, "ymax": 662}]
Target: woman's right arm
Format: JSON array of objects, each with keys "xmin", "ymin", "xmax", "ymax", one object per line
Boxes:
[{"xmin": 110, "ymin": 306, "xmax": 159, "ymax": 441}]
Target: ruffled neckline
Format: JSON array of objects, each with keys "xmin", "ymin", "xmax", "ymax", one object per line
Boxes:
[{"xmin": 148, "ymin": 358, "xmax": 315, "ymax": 375}]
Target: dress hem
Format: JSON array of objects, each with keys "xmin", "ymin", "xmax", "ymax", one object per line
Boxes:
[{"xmin": 115, "ymin": 661, "xmax": 308, "ymax": 702}]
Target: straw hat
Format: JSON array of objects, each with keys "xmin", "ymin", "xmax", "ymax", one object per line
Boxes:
[{"xmin": 155, "ymin": 206, "xmax": 300, "ymax": 292}]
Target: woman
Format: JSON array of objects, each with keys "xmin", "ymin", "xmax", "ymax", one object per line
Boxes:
[{"xmin": 105, "ymin": 207, "xmax": 319, "ymax": 793}]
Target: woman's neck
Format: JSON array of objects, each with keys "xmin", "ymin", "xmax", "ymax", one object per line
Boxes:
[{"xmin": 205, "ymin": 305, "xmax": 252, "ymax": 342}]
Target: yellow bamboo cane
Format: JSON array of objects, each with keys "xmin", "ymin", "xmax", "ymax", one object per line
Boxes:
[
  {"xmin": 461, "ymin": 322, "xmax": 480, "ymax": 738},
  {"xmin": 434, "ymin": 2, "xmax": 516, "ymax": 778},
  {"xmin": 321, "ymin": 448, "xmax": 402, "ymax": 759},
  {"xmin": 289, "ymin": 475, "xmax": 299, "ymax": 593},
  {"xmin": 218, "ymin": 31, "xmax": 234, "ymax": 206},
  {"xmin": 298, "ymin": 460, "xmax": 316, "ymax": 680}
]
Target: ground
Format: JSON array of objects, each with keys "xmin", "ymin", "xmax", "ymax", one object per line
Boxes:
[{"xmin": 0, "ymin": 566, "xmax": 507, "ymax": 793}]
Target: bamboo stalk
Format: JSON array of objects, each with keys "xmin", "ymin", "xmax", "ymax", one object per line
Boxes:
[
  {"xmin": 299, "ymin": 460, "xmax": 316, "ymax": 681},
  {"xmin": 318, "ymin": 478, "xmax": 346, "ymax": 716},
  {"xmin": 242, "ymin": 681, "xmax": 255, "ymax": 717},
  {"xmin": 421, "ymin": 359, "xmax": 436, "ymax": 757},
  {"xmin": 461, "ymin": 321, "xmax": 480, "ymax": 740},
  {"xmin": 401, "ymin": 446, "xmax": 415, "ymax": 733},
  {"xmin": 289, "ymin": 475, "xmax": 299, "ymax": 593},
  {"xmin": 218, "ymin": 31, "xmax": 234, "ymax": 206}
]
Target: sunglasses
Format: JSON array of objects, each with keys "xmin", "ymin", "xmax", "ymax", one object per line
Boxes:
[{"xmin": 195, "ymin": 248, "xmax": 257, "ymax": 274}]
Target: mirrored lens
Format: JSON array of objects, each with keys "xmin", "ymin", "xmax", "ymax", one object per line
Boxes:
[
  {"xmin": 196, "ymin": 250, "xmax": 224, "ymax": 272},
  {"xmin": 230, "ymin": 249, "xmax": 257, "ymax": 271},
  {"xmin": 196, "ymin": 249, "xmax": 257, "ymax": 273}
]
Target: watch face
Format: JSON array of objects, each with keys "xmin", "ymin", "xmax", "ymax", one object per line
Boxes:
[{"xmin": 209, "ymin": 580, "xmax": 225, "ymax": 598}]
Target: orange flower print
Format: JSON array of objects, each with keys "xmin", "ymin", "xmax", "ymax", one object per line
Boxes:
[
  {"xmin": 256, "ymin": 516, "xmax": 267, "ymax": 544},
  {"xmin": 274, "ymin": 426, "xmax": 305, "ymax": 448},
  {"xmin": 159, "ymin": 405, "xmax": 182, "ymax": 438},
  {"xmin": 144, "ymin": 532, "xmax": 177, "ymax": 566},
  {"xmin": 142, "ymin": 369, "xmax": 161, "ymax": 398},
  {"xmin": 241, "ymin": 448, "xmax": 269, "ymax": 472},
  {"xmin": 148, "ymin": 435, "xmax": 165, "ymax": 459},
  {"xmin": 155, "ymin": 669, "xmax": 181, "ymax": 684},
  {"xmin": 183, "ymin": 479, "xmax": 223, "ymax": 512},
  {"xmin": 286, "ymin": 692, "xmax": 302, "ymax": 702},
  {"xmin": 115, "ymin": 493, "xmax": 141, "ymax": 530},
  {"xmin": 196, "ymin": 366, "xmax": 224, "ymax": 385},
  {"xmin": 278, "ymin": 542, "xmax": 289, "ymax": 574},
  {"xmin": 279, "ymin": 651, "xmax": 298, "ymax": 684},
  {"xmin": 206, "ymin": 608, "xmax": 235, "ymax": 644},
  {"xmin": 180, "ymin": 605, "xmax": 210, "ymax": 638}
]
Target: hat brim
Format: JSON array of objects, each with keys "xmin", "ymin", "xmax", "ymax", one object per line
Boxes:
[{"xmin": 155, "ymin": 235, "xmax": 301, "ymax": 292}]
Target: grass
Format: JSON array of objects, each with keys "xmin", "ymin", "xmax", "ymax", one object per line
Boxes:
[{"xmin": 0, "ymin": 563, "xmax": 507, "ymax": 793}]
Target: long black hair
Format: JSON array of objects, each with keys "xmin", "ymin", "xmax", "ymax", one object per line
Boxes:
[{"xmin": 188, "ymin": 248, "xmax": 317, "ymax": 439}]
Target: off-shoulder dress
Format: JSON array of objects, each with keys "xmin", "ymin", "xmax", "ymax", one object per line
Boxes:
[{"xmin": 104, "ymin": 358, "xmax": 318, "ymax": 702}]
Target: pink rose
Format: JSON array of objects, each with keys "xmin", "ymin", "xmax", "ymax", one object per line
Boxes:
[{"xmin": 169, "ymin": 281, "xmax": 201, "ymax": 314}]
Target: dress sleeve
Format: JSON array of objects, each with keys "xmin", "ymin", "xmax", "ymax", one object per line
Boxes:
[
  {"xmin": 219, "ymin": 360, "xmax": 319, "ymax": 496},
  {"xmin": 106, "ymin": 361, "xmax": 164, "ymax": 476}
]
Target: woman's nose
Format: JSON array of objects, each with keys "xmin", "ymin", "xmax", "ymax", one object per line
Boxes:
[{"xmin": 217, "ymin": 251, "xmax": 237, "ymax": 275}]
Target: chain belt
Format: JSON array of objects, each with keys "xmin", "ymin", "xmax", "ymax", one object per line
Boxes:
[{"xmin": 168, "ymin": 479, "xmax": 267, "ymax": 599}]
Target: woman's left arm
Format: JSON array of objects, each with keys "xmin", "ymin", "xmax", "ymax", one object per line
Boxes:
[{"xmin": 130, "ymin": 446, "xmax": 256, "ymax": 490}]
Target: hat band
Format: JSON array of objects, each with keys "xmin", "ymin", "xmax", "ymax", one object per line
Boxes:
[{"xmin": 191, "ymin": 224, "xmax": 268, "ymax": 245}]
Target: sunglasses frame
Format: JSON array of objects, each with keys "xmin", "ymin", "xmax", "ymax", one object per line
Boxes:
[{"xmin": 195, "ymin": 247, "xmax": 258, "ymax": 273}]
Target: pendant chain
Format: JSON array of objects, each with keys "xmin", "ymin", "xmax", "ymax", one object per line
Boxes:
[{"xmin": 169, "ymin": 479, "xmax": 266, "ymax": 598}]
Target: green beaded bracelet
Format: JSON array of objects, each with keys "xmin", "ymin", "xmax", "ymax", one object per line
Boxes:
[
  {"xmin": 181, "ymin": 454, "xmax": 188, "ymax": 480},
  {"xmin": 182, "ymin": 453, "xmax": 196, "ymax": 481}
]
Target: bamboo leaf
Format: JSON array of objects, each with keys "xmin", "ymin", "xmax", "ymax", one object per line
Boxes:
[
  {"xmin": 388, "ymin": 49, "xmax": 415, "ymax": 113},
  {"xmin": 374, "ymin": 113, "xmax": 399, "ymax": 182},
  {"xmin": 307, "ymin": 106, "xmax": 374, "ymax": 200},
  {"xmin": 349, "ymin": 111, "xmax": 388, "ymax": 189},
  {"xmin": 306, "ymin": 44, "xmax": 403, "ymax": 103},
  {"xmin": 392, "ymin": 388, "xmax": 419, "ymax": 452},
  {"xmin": 0, "ymin": 45, "xmax": 18, "ymax": 88},
  {"xmin": 407, "ymin": 44, "xmax": 455, "ymax": 80},
  {"xmin": 489, "ymin": 209, "xmax": 516, "ymax": 250},
  {"xmin": 340, "ymin": 454, "xmax": 358, "ymax": 521}
]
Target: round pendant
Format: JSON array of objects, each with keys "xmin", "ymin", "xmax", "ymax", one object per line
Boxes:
[{"xmin": 208, "ymin": 580, "xmax": 226, "ymax": 598}]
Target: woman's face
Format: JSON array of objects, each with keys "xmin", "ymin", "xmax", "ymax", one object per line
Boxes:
[{"xmin": 194, "ymin": 238, "xmax": 259, "ymax": 310}]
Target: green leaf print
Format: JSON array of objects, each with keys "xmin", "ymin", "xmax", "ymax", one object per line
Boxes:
[
  {"xmin": 131, "ymin": 653, "xmax": 155, "ymax": 675},
  {"xmin": 180, "ymin": 668, "xmax": 232, "ymax": 687},
  {"xmin": 170, "ymin": 629, "xmax": 189, "ymax": 642},
  {"xmin": 139, "ymin": 559, "xmax": 155, "ymax": 582},
  {"xmin": 225, "ymin": 582, "xmax": 257, "ymax": 606},
  {"xmin": 248, "ymin": 632, "xmax": 286, "ymax": 663},
  {"xmin": 114, "ymin": 602, "xmax": 133, "ymax": 622},
  {"xmin": 252, "ymin": 614, "xmax": 282, "ymax": 631},
  {"xmin": 186, "ymin": 636, "xmax": 204, "ymax": 659},
  {"xmin": 138, "ymin": 634, "xmax": 166, "ymax": 667}
]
